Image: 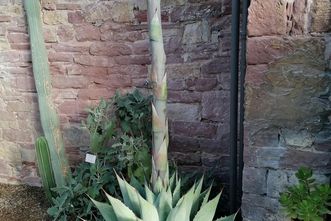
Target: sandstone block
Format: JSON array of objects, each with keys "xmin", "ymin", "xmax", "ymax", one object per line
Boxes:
[
  {"xmin": 75, "ymin": 25, "xmax": 100, "ymax": 42},
  {"xmin": 248, "ymin": 0, "xmax": 287, "ymax": 36},
  {"xmin": 310, "ymin": 0, "xmax": 331, "ymax": 33},
  {"xmin": 168, "ymin": 103, "xmax": 200, "ymax": 122},
  {"xmin": 201, "ymin": 91, "xmax": 229, "ymax": 122},
  {"xmin": 52, "ymin": 75, "xmax": 89, "ymax": 89},
  {"xmin": 243, "ymin": 167, "xmax": 267, "ymax": 195},
  {"xmin": 171, "ymin": 121, "xmax": 217, "ymax": 139},
  {"xmin": 74, "ymin": 55, "xmax": 115, "ymax": 67},
  {"xmin": 57, "ymin": 25, "xmax": 74, "ymax": 42},
  {"xmin": 182, "ymin": 20, "xmax": 210, "ymax": 44},
  {"xmin": 168, "ymin": 90, "xmax": 201, "ymax": 103},
  {"xmin": 90, "ymin": 42, "xmax": 132, "ymax": 56},
  {"xmin": 186, "ymin": 77, "xmax": 217, "ymax": 91},
  {"xmin": 43, "ymin": 11, "xmax": 67, "ymax": 25},
  {"xmin": 68, "ymin": 11, "xmax": 85, "ymax": 24},
  {"xmin": 7, "ymin": 33, "xmax": 29, "ymax": 44},
  {"xmin": 279, "ymin": 128, "xmax": 314, "ymax": 148},
  {"xmin": 169, "ymin": 135, "xmax": 199, "ymax": 152},
  {"xmin": 48, "ymin": 52, "xmax": 73, "ymax": 62}
]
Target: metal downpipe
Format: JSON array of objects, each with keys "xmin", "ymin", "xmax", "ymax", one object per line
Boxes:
[{"xmin": 229, "ymin": 0, "xmax": 241, "ymax": 214}]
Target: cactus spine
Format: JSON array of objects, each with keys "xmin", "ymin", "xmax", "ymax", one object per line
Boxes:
[
  {"xmin": 35, "ymin": 137, "xmax": 56, "ymax": 201},
  {"xmin": 24, "ymin": 0, "xmax": 70, "ymax": 187}
]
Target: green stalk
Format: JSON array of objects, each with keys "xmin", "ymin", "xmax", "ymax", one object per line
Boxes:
[
  {"xmin": 24, "ymin": 0, "xmax": 71, "ymax": 187},
  {"xmin": 147, "ymin": 0, "xmax": 169, "ymax": 188},
  {"xmin": 35, "ymin": 137, "xmax": 56, "ymax": 201}
]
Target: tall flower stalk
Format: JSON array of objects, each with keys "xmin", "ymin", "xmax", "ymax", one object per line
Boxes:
[{"xmin": 148, "ymin": 0, "xmax": 169, "ymax": 189}]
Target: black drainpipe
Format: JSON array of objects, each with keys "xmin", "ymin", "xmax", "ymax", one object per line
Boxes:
[
  {"xmin": 229, "ymin": 0, "xmax": 240, "ymax": 213},
  {"xmin": 238, "ymin": 0, "xmax": 250, "ymax": 207},
  {"xmin": 229, "ymin": 0, "xmax": 250, "ymax": 214}
]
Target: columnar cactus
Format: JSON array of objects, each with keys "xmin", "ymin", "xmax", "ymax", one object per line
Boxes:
[
  {"xmin": 35, "ymin": 137, "xmax": 56, "ymax": 201},
  {"xmin": 24, "ymin": 0, "xmax": 70, "ymax": 187},
  {"xmin": 148, "ymin": 0, "xmax": 169, "ymax": 189}
]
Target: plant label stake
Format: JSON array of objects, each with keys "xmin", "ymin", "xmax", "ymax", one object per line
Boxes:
[{"xmin": 85, "ymin": 153, "xmax": 96, "ymax": 164}]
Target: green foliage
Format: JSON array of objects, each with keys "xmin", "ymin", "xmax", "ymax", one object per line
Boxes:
[
  {"xmin": 35, "ymin": 137, "xmax": 56, "ymax": 201},
  {"xmin": 84, "ymin": 98, "xmax": 116, "ymax": 154},
  {"xmin": 92, "ymin": 173, "xmax": 237, "ymax": 221},
  {"xmin": 114, "ymin": 90, "xmax": 152, "ymax": 141},
  {"xmin": 279, "ymin": 167, "xmax": 331, "ymax": 221},
  {"xmin": 48, "ymin": 90, "xmax": 152, "ymax": 221}
]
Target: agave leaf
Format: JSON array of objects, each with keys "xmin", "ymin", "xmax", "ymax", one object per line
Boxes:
[
  {"xmin": 145, "ymin": 183, "xmax": 156, "ymax": 204},
  {"xmin": 191, "ymin": 176, "xmax": 204, "ymax": 219},
  {"xmin": 154, "ymin": 176, "xmax": 164, "ymax": 193},
  {"xmin": 214, "ymin": 212, "xmax": 237, "ymax": 221},
  {"xmin": 172, "ymin": 178, "xmax": 181, "ymax": 207},
  {"xmin": 104, "ymin": 191, "xmax": 140, "ymax": 221},
  {"xmin": 168, "ymin": 172, "xmax": 176, "ymax": 192},
  {"xmin": 167, "ymin": 185, "xmax": 195, "ymax": 221},
  {"xmin": 90, "ymin": 198, "xmax": 117, "ymax": 221},
  {"xmin": 155, "ymin": 189, "xmax": 172, "ymax": 221},
  {"xmin": 193, "ymin": 192, "xmax": 221, "ymax": 221},
  {"xmin": 138, "ymin": 193, "xmax": 160, "ymax": 221},
  {"xmin": 116, "ymin": 173, "xmax": 134, "ymax": 214},
  {"xmin": 201, "ymin": 184, "xmax": 213, "ymax": 207},
  {"xmin": 124, "ymin": 179, "xmax": 143, "ymax": 217},
  {"xmin": 130, "ymin": 176, "xmax": 145, "ymax": 197}
]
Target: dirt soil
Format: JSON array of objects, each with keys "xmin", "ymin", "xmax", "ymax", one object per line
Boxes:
[{"xmin": 0, "ymin": 184, "xmax": 50, "ymax": 221}]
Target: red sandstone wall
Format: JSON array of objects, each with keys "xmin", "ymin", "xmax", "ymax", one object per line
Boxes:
[
  {"xmin": 243, "ymin": 0, "xmax": 331, "ymax": 220},
  {"xmin": 0, "ymin": 0, "xmax": 231, "ymax": 186}
]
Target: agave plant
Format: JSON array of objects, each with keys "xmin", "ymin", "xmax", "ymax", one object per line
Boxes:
[
  {"xmin": 92, "ymin": 0, "xmax": 237, "ymax": 219},
  {"xmin": 92, "ymin": 173, "xmax": 236, "ymax": 221}
]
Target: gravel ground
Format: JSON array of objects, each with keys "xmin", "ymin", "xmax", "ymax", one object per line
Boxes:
[{"xmin": 0, "ymin": 184, "xmax": 50, "ymax": 221}]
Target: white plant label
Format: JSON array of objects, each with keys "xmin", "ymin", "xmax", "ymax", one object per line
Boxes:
[{"xmin": 85, "ymin": 153, "xmax": 96, "ymax": 164}]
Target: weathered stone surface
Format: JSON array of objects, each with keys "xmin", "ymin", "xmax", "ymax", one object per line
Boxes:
[
  {"xmin": 182, "ymin": 20, "xmax": 209, "ymax": 44},
  {"xmin": 201, "ymin": 91, "xmax": 229, "ymax": 122},
  {"xmin": 186, "ymin": 77, "xmax": 217, "ymax": 91},
  {"xmin": 242, "ymin": 193, "xmax": 289, "ymax": 221},
  {"xmin": 310, "ymin": 0, "xmax": 331, "ymax": 33},
  {"xmin": 0, "ymin": 0, "xmax": 231, "ymax": 188},
  {"xmin": 248, "ymin": 0, "xmax": 287, "ymax": 37},
  {"xmin": 279, "ymin": 128, "xmax": 314, "ymax": 148},
  {"xmin": 171, "ymin": 121, "xmax": 217, "ymax": 139},
  {"xmin": 75, "ymin": 25, "xmax": 100, "ymax": 41},
  {"xmin": 74, "ymin": 55, "xmax": 115, "ymax": 67},
  {"xmin": 169, "ymin": 135, "xmax": 200, "ymax": 152},
  {"xmin": 57, "ymin": 25, "xmax": 74, "ymax": 42},
  {"xmin": 168, "ymin": 90, "xmax": 201, "ymax": 103},
  {"xmin": 242, "ymin": 167, "xmax": 267, "ymax": 195},
  {"xmin": 168, "ymin": 103, "xmax": 200, "ymax": 122},
  {"xmin": 43, "ymin": 11, "xmax": 67, "ymax": 25},
  {"xmin": 90, "ymin": 42, "xmax": 132, "ymax": 56},
  {"xmin": 63, "ymin": 125, "xmax": 89, "ymax": 147}
]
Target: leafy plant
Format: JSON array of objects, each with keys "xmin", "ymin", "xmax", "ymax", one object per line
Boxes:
[
  {"xmin": 48, "ymin": 91, "xmax": 152, "ymax": 221},
  {"xmin": 92, "ymin": 173, "xmax": 236, "ymax": 221},
  {"xmin": 84, "ymin": 98, "xmax": 116, "ymax": 154},
  {"xmin": 279, "ymin": 167, "xmax": 331, "ymax": 221},
  {"xmin": 114, "ymin": 90, "xmax": 152, "ymax": 141}
]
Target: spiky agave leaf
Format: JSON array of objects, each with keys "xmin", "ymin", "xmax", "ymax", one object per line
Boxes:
[{"xmin": 92, "ymin": 174, "xmax": 236, "ymax": 221}]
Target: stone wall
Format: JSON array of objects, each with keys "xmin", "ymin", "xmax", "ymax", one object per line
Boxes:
[
  {"xmin": 0, "ymin": 0, "xmax": 231, "ymax": 186},
  {"xmin": 242, "ymin": 0, "xmax": 331, "ymax": 220}
]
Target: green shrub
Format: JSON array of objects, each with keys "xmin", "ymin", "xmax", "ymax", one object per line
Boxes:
[
  {"xmin": 47, "ymin": 90, "xmax": 152, "ymax": 221},
  {"xmin": 279, "ymin": 167, "xmax": 331, "ymax": 221}
]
